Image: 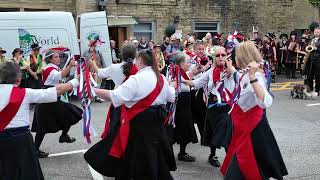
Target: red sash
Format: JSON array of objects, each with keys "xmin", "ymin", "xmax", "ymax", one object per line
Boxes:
[
  {"xmin": 212, "ymin": 66, "xmax": 224, "ymax": 85},
  {"xmin": 109, "ymin": 76, "xmax": 165, "ymax": 158},
  {"xmin": 180, "ymin": 67, "xmax": 189, "ymax": 81},
  {"xmin": 42, "ymin": 67, "xmax": 58, "ymax": 84},
  {"xmin": 0, "ymin": 87, "xmax": 26, "ymax": 132},
  {"xmin": 101, "ymin": 64, "xmax": 138, "ymax": 139},
  {"xmin": 221, "ymin": 104, "xmax": 263, "ymax": 180}
]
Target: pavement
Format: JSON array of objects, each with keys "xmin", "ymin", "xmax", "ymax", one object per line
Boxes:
[{"xmin": 29, "ymin": 75, "xmax": 320, "ymax": 180}]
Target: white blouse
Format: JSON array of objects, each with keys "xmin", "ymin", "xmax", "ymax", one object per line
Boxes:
[
  {"xmin": 97, "ymin": 62, "xmax": 126, "ymax": 88},
  {"xmin": 0, "ymin": 84, "xmax": 57, "ymax": 129},
  {"xmin": 180, "ymin": 73, "xmax": 191, "ymax": 93},
  {"xmin": 193, "ymin": 67, "xmax": 219, "ymax": 94},
  {"xmin": 44, "ymin": 63, "xmax": 62, "ymax": 86},
  {"xmin": 110, "ymin": 66, "xmax": 175, "ymax": 108},
  {"xmin": 224, "ymin": 70, "xmax": 273, "ymax": 112}
]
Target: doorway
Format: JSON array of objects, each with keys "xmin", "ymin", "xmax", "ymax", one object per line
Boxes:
[{"xmin": 109, "ymin": 27, "xmax": 127, "ymax": 48}]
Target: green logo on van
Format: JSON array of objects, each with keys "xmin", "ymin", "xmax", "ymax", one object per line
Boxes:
[{"xmin": 18, "ymin": 29, "xmax": 60, "ymax": 55}]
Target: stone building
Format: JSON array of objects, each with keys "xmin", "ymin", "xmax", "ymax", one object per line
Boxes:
[
  {"xmin": 107, "ymin": 0, "xmax": 320, "ymax": 44},
  {"xmin": 0, "ymin": 0, "xmax": 319, "ymax": 45}
]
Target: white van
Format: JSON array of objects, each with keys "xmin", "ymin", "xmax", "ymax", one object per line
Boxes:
[{"xmin": 0, "ymin": 11, "xmax": 111, "ymax": 67}]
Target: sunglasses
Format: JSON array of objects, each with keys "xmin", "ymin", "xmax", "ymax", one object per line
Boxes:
[{"xmin": 215, "ymin": 53, "xmax": 227, "ymax": 58}]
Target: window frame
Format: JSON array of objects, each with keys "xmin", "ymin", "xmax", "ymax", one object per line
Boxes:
[
  {"xmin": 192, "ymin": 21, "xmax": 220, "ymax": 34},
  {"xmin": 133, "ymin": 22, "xmax": 155, "ymax": 41}
]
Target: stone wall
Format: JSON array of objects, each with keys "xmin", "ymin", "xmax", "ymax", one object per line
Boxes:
[
  {"xmin": 0, "ymin": 0, "xmax": 319, "ymax": 42},
  {"xmin": 0, "ymin": 0, "xmax": 74, "ymax": 12},
  {"xmin": 106, "ymin": 0, "xmax": 320, "ymax": 42}
]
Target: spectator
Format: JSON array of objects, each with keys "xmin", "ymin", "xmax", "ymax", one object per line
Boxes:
[
  {"xmin": 166, "ymin": 35, "xmax": 182, "ymax": 64},
  {"xmin": 137, "ymin": 36, "xmax": 149, "ymax": 51},
  {"xmin": 160, "ymin": 36, "xmax": 170, "ymax": 53},
  {"xmin": 11, "ymin": 48, "xmax": 29, "ymax": 88},
  {"xmin": 132, "ymin": 39, "xmax": 139, "ymax": 50},
  {"xmin": 110, "ymin": 40, "xmax": 120, "ymax": 63},
  {"xmin": 26, "ymin": 44, "xmax": 43, "ymax": 90},
  {"xmin": 0, "ymin": 47, "xmax": 7, "ymax": 64},
  {"xmin": 148, "ymin": 40, "xmax": 155, "ymax": 50}
]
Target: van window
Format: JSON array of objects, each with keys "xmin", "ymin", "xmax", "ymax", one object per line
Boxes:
[{"xmin": 0, "ymin": 8, "xmax": 20, "ymax": 12}]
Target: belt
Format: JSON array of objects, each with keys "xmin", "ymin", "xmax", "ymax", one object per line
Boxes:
[{"xmin": 0, "ymin": 126, "xmax": 30, "ymax": 139}]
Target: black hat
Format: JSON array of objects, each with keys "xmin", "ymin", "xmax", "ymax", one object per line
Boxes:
[
  {"xmin": 31, "ymin": 44, "xmax": 41, "ymax": 50},
  {"xmin": 12, "ymin": 48, "xmax": 23, "ymax": 55},
  {"xmin": 279, "ymin": 34, "xmax": 288, "ymax": 39},
  {"xmin": 0, "ymin": 47, "xmax": 6, "ymax": 54},
  {"xmin": 290, "ymin": 31, "xmax": 298, "ymax": 36},
  {"xmin": 264, "ymin": 33, "xmax": 273, "ymax": 40}
]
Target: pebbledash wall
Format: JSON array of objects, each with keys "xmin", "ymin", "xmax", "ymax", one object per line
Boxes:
[{"xmin": 0, "ymin": 0, "xmax": 319, "ymax": 42}]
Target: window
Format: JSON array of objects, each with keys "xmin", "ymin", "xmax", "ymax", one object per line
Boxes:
[
  {"xmin": 133, "ymin": 22, "xmax": 154, "ymax": 41},
  {"xmin": 193, "ymin": 21, "xmax": 220, "ymax": 39},
  {"xmin": 0, "ymin": 8, "xmax": 19, "ymax": 12},
  {"xmin": 24, "ymin": 8, "xmax": 50, "ymax": 11}
]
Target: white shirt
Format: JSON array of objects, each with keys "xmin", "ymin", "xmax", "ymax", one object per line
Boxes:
[
  {"xmin": 0, "ymin": 84, "xmax": 57, "ymax": 129},
  {"xmin": 180, "ymin": 73, "xmax": 191, "ymax": 93},
  {"xmin": 110, "ymin": 66, "xmax": 175, "ymax": 108},
  {"xmin": 44, "ymin": 63, "xmax": 62, "ymax": 86},
  {"xmin": 224, "ymin": 70, "xmax": 273, "ymax": 112},
  {"xmin": 97, "ymin": 62, "xmax": 126, "ymax": 88},
  {"xmin": 193, "ymin": 67, "xmax": 217, "ymax": 94}
]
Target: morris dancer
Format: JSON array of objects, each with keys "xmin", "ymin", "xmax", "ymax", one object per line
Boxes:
[
  {"xmin": 89, "ymin": 43, "xmax": 138, "ymax": 142},
  {"xmin": 304, "ymin": 27, "xmax": 320, "ymax": 94},
  {"xmin": 189, "ymin": 40, "xmax": 212, "ymax": 144},
  {"xmin": 0, "ymin": 61, "xmax": 79, "ymax": 180},
  {"xmin": 286, "ymin": 31, "xmax": 299, "ymax": 79},
  {"xmin": 85, "ymin": 50, "xmax": 177, "ymax": 180},
  {"xmin": 221, "ymin": 41, "xmax": 288, "ymax": 180},
  {"xmin": 170, "ymin": 54, "xmax": 199, "ymax": 162},
  {"xmin": 184, "ymin": 47, "xmax": 232, "ymax": 167},
  {"xmin": 32, "ymin": 51, "xmax": 83, "ymax": 158},
  {"xmin": 261, "ymin": 33, "xmax": 277, "ymax": 82}
]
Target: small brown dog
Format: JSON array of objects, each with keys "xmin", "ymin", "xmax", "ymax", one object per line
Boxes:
[{"xmin": 290, "ymin": 84, "xmax": 318, "ymax": 100}]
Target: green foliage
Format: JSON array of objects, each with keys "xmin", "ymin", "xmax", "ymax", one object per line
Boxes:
[
  {"xmin": 165, "ymin": 24, "xmax": 176, "ymax": 37},
  {"xmin": 309, "ymin": 0, "xmax": 320, "ymax": 6}
]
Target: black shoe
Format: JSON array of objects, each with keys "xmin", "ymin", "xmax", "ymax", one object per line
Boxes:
[
  {"xmin": 37, "ymin": 150, "xmax": 49, "ymax": 158},
  {"xmin": 59, "ymin": 135, "xmax": 76, "ymax": 143},
  {"xmin": 208, "ymin": 156, "xmax": 221, "ymax": 167},
  {"xmin": 178, "ymin": 153, "xmax": 196, "ymax": 162},
  {"xmin": 95, "ymin": 98, "xmax": 103, "ymax": 103}
]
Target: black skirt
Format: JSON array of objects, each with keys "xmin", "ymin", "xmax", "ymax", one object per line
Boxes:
[
  {"xmin": 173, "ymin": 92, "xmax": 198, "ymax": 145},
  {"xmin": 84, "ymin": 106, "xmax": 176, "ymax": 180},
  {"xmin": 31, "ymin": 92, "xmax": 83, "ymax": 134},
  {"xmin": 224, "ymin": 112, "xmax": 288, "ymax": 180},
  {"xmin": 191, "ymin": 88, "xmax": 207, "ymax": 140},
  {"xmin": 203, "ymin": 104, "xmax": 232, "ymax": 149},
  {"xmin": 0, "ymin": 128, "xmax": 44, "ymax": 180}
]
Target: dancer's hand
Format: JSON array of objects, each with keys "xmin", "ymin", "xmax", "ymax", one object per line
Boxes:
[
  {"xmin": 247, "ymin": 61, "xmax": 259, "ymax": 80},
  {"xmin": 69, "ymin": 58, "xmax": 76, "ymax": 67},
  {"xmin": 169, "ymin": 80, "xmax": 177, "ymax": 89}
]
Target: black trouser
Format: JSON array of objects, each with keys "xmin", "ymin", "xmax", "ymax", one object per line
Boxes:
[
  {"xmin": 286, "ymin": 63, "xmax": 296, "ymax": 78},
  {"xmin": 306, "ymin": 67, "xmax": 320, "ymax": 92},
  {"xmin": 34, "ymin": 125, "xmax": 71, "ymax": 150}
]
